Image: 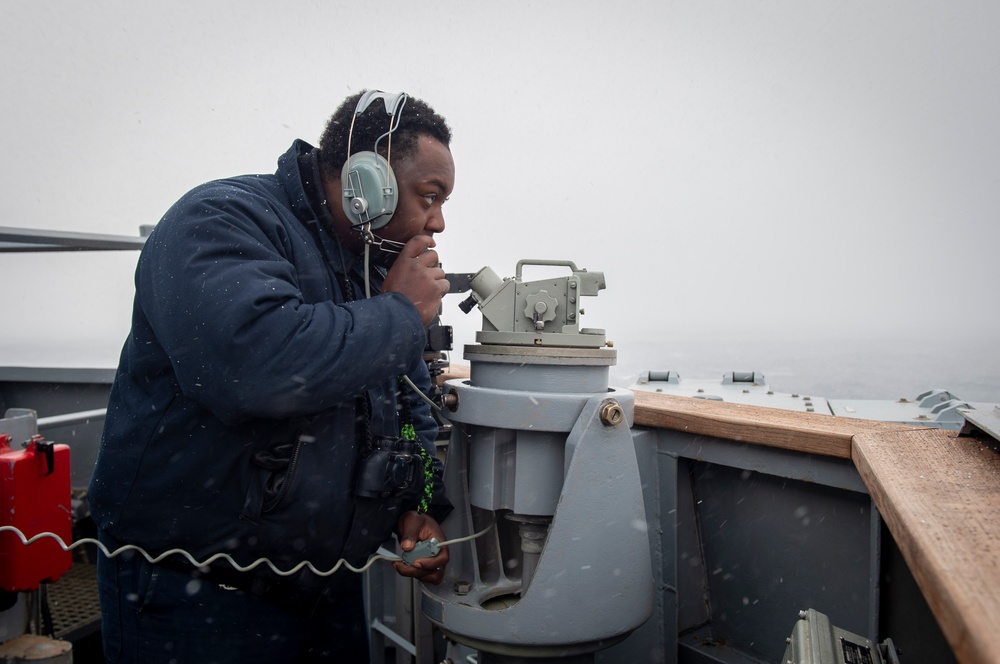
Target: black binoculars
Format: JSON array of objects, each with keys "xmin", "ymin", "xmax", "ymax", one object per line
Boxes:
[{"xmin": 355, "ymin": 436, "xmax": 424, "ymax": 500}]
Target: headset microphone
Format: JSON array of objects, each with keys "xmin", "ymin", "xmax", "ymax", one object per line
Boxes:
[
  {"xmin": 368, "ymin": 235, "xmax": 406, "ymax": 256},
  {"xmin": 342, "ymin": 91, "xmax": 408, "ymax": 234}
]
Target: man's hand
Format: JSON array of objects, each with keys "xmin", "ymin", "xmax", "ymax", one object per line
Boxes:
[
  {"xmin": 382, "ymin": 235, "xmax": 450, "ymax": 325},
  {"xmin": 393, "ymin": 511, "xmax": 449, "ymax": 584}
]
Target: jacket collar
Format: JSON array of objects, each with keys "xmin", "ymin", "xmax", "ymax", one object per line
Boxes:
[{"xmin": 277, "ymin": 140, "xmax": 355, "ymax": 275}]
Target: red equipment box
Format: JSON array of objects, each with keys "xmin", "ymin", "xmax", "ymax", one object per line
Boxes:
[{"xmin": 0, "ymin": 433, "xmax": 73, "ymax": 592}]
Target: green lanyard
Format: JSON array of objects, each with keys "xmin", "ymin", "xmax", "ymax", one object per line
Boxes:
[{"xmin": 397, "ymin": 377, "xmax": 434, "ymax": 515}]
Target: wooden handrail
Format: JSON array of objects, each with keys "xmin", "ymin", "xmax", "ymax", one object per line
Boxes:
[{"xmin": 632, "ymin": 390, "xmax": 908, "ymax": 459}]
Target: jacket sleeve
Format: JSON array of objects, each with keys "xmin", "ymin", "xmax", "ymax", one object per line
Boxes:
[{"xmin": 136, "ymin": 181, "xmax": 427, "ymax": 424}]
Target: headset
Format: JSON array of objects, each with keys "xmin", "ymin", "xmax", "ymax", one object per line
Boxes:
[{"xmin": 342, "ymin": 90, "xmax": 408, "ymax": 247}]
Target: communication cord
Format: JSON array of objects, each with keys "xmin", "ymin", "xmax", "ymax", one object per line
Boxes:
[{"xmin": 0, "ymin": 518, "xmax": 494, "ymax": 577}]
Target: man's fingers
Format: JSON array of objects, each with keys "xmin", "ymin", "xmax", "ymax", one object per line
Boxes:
[
  {"xmin": 421, "ymin": 569, "xmax": 445, "ymax": 585},
  {"xmin": 421, "ymin": 249, "xmax": 440, "ymax": 266},
  {"xmin": 392, "ymin": 561, "xmax": 445, "ymax": 584},
  {"xmin": 401, "ymin": 234, "xmax": 435, "ymax": 258}
]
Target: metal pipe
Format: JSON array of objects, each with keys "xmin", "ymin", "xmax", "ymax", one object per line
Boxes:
[{"xmin": 37, "ymin": 409, "xmax": 107, "ymax": 429}]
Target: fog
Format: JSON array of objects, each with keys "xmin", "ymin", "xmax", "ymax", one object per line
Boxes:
[{"xmin": 2, "ymin": 1, "xmax": 998, "ymax": 395}]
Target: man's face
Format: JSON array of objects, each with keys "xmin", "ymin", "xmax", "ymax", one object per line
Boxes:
[{"xmin": 379, "ymin": 134, "xmax": 455, "ymax": 248}]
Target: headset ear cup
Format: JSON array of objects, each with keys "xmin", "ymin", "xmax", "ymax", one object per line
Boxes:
[{"xmin": 341, "ymin": 151, "xmax": 398, "ymax": 230}]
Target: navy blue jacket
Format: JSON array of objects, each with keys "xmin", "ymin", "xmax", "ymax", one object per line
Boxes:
[{"xmin": 89, "ymin": 141, "xmax": 442, "ymax": 602}]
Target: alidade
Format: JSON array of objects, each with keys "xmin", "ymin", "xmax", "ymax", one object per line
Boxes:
[
  {"xmin": 427, "ymin": 261, "xmax": 653, "ymax": 663},
  {"xmin": 459, "ymin": 259, "xmax": 607, "ymax": 347}
]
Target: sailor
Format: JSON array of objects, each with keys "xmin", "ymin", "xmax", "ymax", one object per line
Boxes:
[{"xmin": 88, "ymin": 89, "xmax": 455, "ymax": 661}]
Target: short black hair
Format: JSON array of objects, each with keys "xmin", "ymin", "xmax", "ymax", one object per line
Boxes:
[{"xmin": 318, "ymin": 90, "xmax": 451, "ymax": 179}]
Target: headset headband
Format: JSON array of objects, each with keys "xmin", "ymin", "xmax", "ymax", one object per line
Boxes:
[{"xmin": 354, "ymin": 90, "xmax": 407, "ymax": 118}]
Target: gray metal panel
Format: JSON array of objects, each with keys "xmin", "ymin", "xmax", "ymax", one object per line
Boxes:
[
  {"xmin": 959, "ymin": 405, "xmax": 1000, "ymax": 443},
  {"xmin": 688, "ymin": 461, "xmax": 874, "ymax": 663},
  {"xmin": 829, "ymin": 396, "xmax": 998, "ymax": 429},
  {"xmin": 633, "ymin": 374, "xmax": 831, "ymax": 415},
  {"xmin": 656, "ymin": 428, "xmax": 868, "ymax": 494},
  {"xmin": 0, "ymin": 367, "xmax": 116, "ymax": 384},
  {"xmin": 867, "ymin": 502, "xmax": 883, "ymax": 644},
  {"xmin": 878, "ymin": 525, "xmax": 959, "ymax": 664},
  {"xmin": 598, "ymin": 428, "xmax": 678, "ymax": 664},
  {"xmin": 677, "ymin": 625, "xmax": 768, "ymax": 663},
  {"xmin": 674, "ymin": 458, "xmax": 711, "ymax": 632},
  {"xmin": 619, "ymin": 425, "xmax": 882, "ymax": 664}
]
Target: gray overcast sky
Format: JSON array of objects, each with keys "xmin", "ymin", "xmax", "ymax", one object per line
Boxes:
[{"xmin": 2, "ymin": 1, "xmax": 998, "ymax": 387}]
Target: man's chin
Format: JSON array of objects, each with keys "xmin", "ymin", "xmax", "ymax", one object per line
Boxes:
[{"xmin": 369, "ymin": 246, "xmax": 398, "ymax": 270}]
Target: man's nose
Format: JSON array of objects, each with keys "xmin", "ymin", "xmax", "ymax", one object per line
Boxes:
[{"xmin": 426, "ymin": 211, "xmax": 445, "ymax": 234}]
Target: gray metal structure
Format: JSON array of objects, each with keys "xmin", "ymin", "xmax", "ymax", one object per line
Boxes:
[
  {"xmin": 600, "ymin": 422, "xmax": 885, "ymax": 663},
  {"xmin": 0, "ymin": 226, "xmax": 147, "ymax": 252},
  {"xmin": 634, "ymin": 370, "xmax": 995, "ymax": 430},
  {"xmin": 424, "ymin": 261, "xmax": 653, "ymax": 662}
]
